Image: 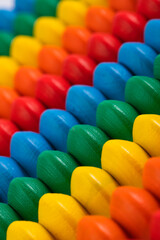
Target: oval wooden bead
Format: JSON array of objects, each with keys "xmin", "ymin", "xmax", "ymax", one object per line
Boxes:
[
  {"xmin": 37, "ymin": 150, "xmax": 78, "ymax": 195},
  {"xmin": 154, "ymin": 54, "xmax": 160, "ymax": 80},
  {"xmin": 0, "ymin": 87, "xmax": 19, "ymax": 119},
  {"xmin": 150, "ymin": 210, "xmax": 160, "ymax": 240},
  {"xmin": 143, "ymin": 157, "xmax": 160, "ymax": 201},
  {"xmin": 112, "ymin": 12, "xmax": 146, "ymax": 42},
  {"xmin": 11, "ymin": 97, "xmax": 45, "ymax": 132},
  {"xmin": 87, "ymin": 33, "xmax": 121, "ymax": 63},
  {"xmin": 86, "ymin": 7, "xmax": 114, "ymax": 32},
  {"xmin": 62, "ymin": 54, "xmax": 96, "ymax": 85},
  {"xmin": 77, "ymin": 216, "xmax": 127, "ymax": 240},
  {"xmin": 133, "ymin": 114, "xmax": 160, "ymax": 157},
  {"xmin": 96, "ymin": 100, "xmax": 138, "ymax": 141},
  {"xmin": 62, "ymin": 26, "xmax": 91, "ymax": 54},
  {"xmin": 15, "ymin": 0, "xmax": 35, "ymax": 13},
  {"xmin": 66, "ymin": 85, "xmax": 106, "ymax": 126},
  {"xmin": 125, "ymin": 76, "xmax": 160, "ymax": 114},
  {"xmin": 94, "ymin": 63, "xmax": 132, "ymax": 101},
  {"xmin": 145, "ymin": 20, "xmax": 160, "ymax": 53},
  {"xmin": 0, "ymin": 203, "xmax": 20, "ymax": 240},
  {"xmin": 118, "ymin": 43, "xmax": 157, "ymax": 77},
  {"xmin": 109, "ymin": 0, "xmax": 137, "ymax": 11},
  {"xmin": 0, "ymin": 119, "xmax": 18, "ymax": 156},
  {"xmin": 71, "ymin": 166, "xmax": 118, "ymax": 216},
  {"xmin": 13, "ymin": 13, "xmax": 36, "ymax": 36},
  {"xmin": 0, "ymin": 157, "xmax": 26, "ymax": 203},
  {"xmin": 67, "ymin": 125, "xmax": 109, "ymax": 168},
  {"xmin": 0, "ymin": 32, "xmax": 13, "ymax": 56},
  {"xmin": 14, "ymin": 66, "xmax": 42, "ymax": 97},
  {"xmin": 82, "ymin": 0, "xmax": 107, "ymax": 6},
  {"xmin": 0, "ymin": 10, "xmax": 15, "ymax": 32},
  {"xmin": 7, "ymin": 221, "xmax": 55, "ymax": 240},
  {"xmin": 36, "ymin": 74, "xmax": 70, "ymax": 109},
  {"xmin": 110, "ymin": 187, "xmax": 159, "ymax": 239},
  {"xmin": 8, "ymin": 177, "xmax": 50, "ymax": 222},
  {"xmin": 137, "ymin": 0, "xmax": 160, "ymax": 19},
  {"xmin": 39, "ymin": 194, "xmax": 87, "ymax": 240},
  {"xmin": 40, "ymin": 110, "xmax": 79, "ymax": 152},
  {"xmin": 10, "ymin": 131, "xmax": 52, "ymax": 177},
  {"xmin": 35, "ymin": 0, "xmax": 59, "ymax": 17},
  {"xmin": 101, "ymin": 140, "xmax": 149, "ymax": 187},
  {"xmin": 38, "ymin": 46, "xmax": 68, "ymax": 75}
]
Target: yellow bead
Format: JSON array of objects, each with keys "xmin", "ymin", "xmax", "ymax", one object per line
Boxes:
[
  {"xmin": 82, "ymin": 0, "xmax": 108, "ymax": 6},
  {"xmin": 57, "ymin": 1, "xmax": 87, "ymax": 26},
  {"xmin": 101, "ymin": 140, "xmax": 149, "ymax": 188},
  {"xmin": 71, "ymin": 166, "xmax": 118, "ymax": 217},
  {"xmin": 39, "ymin": 193, "xmax": 87, "ymax": 240},
  {"xmin": 10, "ymin": 36, "xmax": 42, "ymax": 67},
  {"xmin": 7, "ymin": 221, "xmax": 54, "ymax": 240},
  {"xmin": 133, "ymin": 114, "xmax": 160, "ymax": 157},
  {"xmin": 34, "ymin": 17, "xmax": 65, "ymax": 45},
  {"xmin": 0, "ymin": 57, "xmax": 19, "ymax": 88}
]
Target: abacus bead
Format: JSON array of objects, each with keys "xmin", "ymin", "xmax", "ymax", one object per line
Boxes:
[
  {"xmin": 150, "ymin": 211, "xmax": 160, "ymax": 240},
  {"xmin": 0, "ymin": 203, "xmax": 20, "ymax": 240},
  {"xmin": 8, "ymin": 177, "xmax": 50, "ymax": 222},
  {"xmin": 82, "ymin": 0, "xmax": 107, "ymax": 6},
  {"xmin": 67, "ymin": 125, "xmax": 109, "ymax": 167},
  {"xmin": 36, "ymin": 75, "xmax": 70, "ymax": 109},
  {"xmin": 137, "ymin": 0, "xmax": 160, "ymax": 19},
  {"xmin": 35, "ymin": 0, "xmax": 59, "ymax": 16},
  {"xmin": 109, "ymin": 0, "xmax": 137, "ymax": 11},
  {"xmin": 0, "ymin": 157, "xmax": 26, "ymax": 203},
  {"xmin": 86, "ymin": 7, "xmax": 114, "ymax": 33},
  {"xmin": 145, "ymin": 20, "xmax": 160, "ymax": 53},
  {"xmin": 0, "ymin": 10, "xmax": 15, "ymax": 32},
  {"xmin": 71, "ymin": 167, "xmax": 118, "ymax": 216},
  {"xmin": 118, "ymin": 43, "xmax": 157, "ymax": 77},
  {"xmin": 110, "ymin": 187, "xmax": 159, "ymax": 239},
  {"xmin": 77, "ymin": 216, "xmax": 127, "ymax": 240},
  {"xmin": 38, "ymin": 46, "xmax": 68, "ymax": 75},
  {"xmin": 37, "ymin": 151, "xmax": 78, "ymax": 194},
  {"xmin": 94, "ymin": 63, "xmax": 132, "ymax": 101},
  {"xmin": 154, "ymin": 54, "xmax": 160, "ymax": 80},
  {"xmin": 15, "ymin": 0, "xmax": 35, "ymax": 13},
  {"xmin": 0, "ymin": 32, "xmax": 13, "ymax": 56},
  {"xmin": 11, "ymin": 97, "xmax": 45, "ymax": 132},
  {"xmin": 62, "ymin": 55, "xmax": 96, "ymax": 85},
  {"xmin": 96, "ymin": 100, "xmax": 139, "ymax": 141},
  {"xmin": 14, "ymin": 66, "xmax": 42, "ymax": 97},
  {"xmin": 88, "ymin": 33, "xmax": 121, "ymax": 63},
  {"xmin": 40, "ymin": 110, "xmax": 79, "ymax": 152},
  {"xmin": 0, "ymin": 120, "xmax": 18, "ymax": 156},
  {"xmin": 10, "ymin": 132, "xmax": 52, "ymax": 177},
  {"xmin": 13, "ymin": 13, "xmax": 36, "ymax": 36},
  {"xmin": 7, "ymin": 221, "xmax": 54, "ymax": 240},
  {"xmin": 112, "ymin": 12, "xmax": 146, "ymax": 42},
  {"xmin": 125, "ymin": 76, "xmax": 160, "ymax": 114}
]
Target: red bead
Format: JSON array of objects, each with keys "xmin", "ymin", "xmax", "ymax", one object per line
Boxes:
[
  {"xmin": 87, "ymin": 33, "xmax": 121, "ymax": 63},
  {"xmin": 137, "ymin": 0, "xmax": 160, "ymax": 19},
  {"xmin": 112, "ymin": 12, "xmax": 146, "ymax": 42},
  {"xmin": 36, "ymin": 74, "xmax": 70, "ymax": 109},
  {"xmin": 150, "ymin": 210, "xmax": 160, "ymax": 240},
  {"xmin": 62, "ymin": 55, "xmax": 96, "ymax": 85},
  {"xmin": 0, "ymin": 119, "xmax": 18, "ymax": 156},
  {"xmin": 11, "ymin": 97, "xmax": 45, "ymax": 132}
]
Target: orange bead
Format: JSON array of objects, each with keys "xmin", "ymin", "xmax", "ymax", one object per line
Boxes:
[
  {"xmin": 0, "ymin": 87, "xmax": 19, "ymax": 119},
  {"xmin": 38, "ymin": 45, "xmax": 68, "ymax": 75},
  {"xmin": 86, "ymin": 7, "xmax": 115, "ymax": 33},
  {"xmin": 110, "ymin": 187, "xmax": 159, "ymax": 239},
  {"xmin": 62, "ymin": 26, "xmax": 91, "ymax": 54},
  {"xmin": 77, "ymin": 216, "xmax": 127, "ymax": 240},
  {"xmin": 143, "ymin": 157, "xmax": 160, "ymax": 201},
  {"xmin": 109, "ymin": 0, "xmax": 137, "ymax": 11},
  {"xmin": 14, "ymin": 66, "xmax": 42, "ymax": 97}
]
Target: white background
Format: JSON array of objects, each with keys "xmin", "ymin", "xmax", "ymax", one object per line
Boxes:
[{"xmin": 0, "ymin": 0, "xmax": 15, "ymax": 10}]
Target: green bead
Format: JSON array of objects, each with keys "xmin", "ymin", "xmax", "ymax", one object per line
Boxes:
[
  {"xmin": 125, "ymin": 76, "xmax": 160, "ymax": 114},
  {"xmin": 96, "ymin": 100, "xmax": 139, "ymax": 141},
  {"xmin": 0, "ymin": 32, "xmax": 13, "ymax": 55},
  {"xmin": 13, "ymin": 13, "xmax": 36, "ymax": 36},
  {"xmin": 154, "ymin": 54, "xmax": 160, "ymax": 80},
  {"xmin": 0, "ymin": 203, "xmax": 20, "ymax": 240},
  {"xmin": 8, "ymin": 177, "xmax": 50, "ymax": 222},
  {"xmin": 35, "ymin": 0, "xmax": 59, "ymax": 16},
  {"xmin": 37, "ymin": 151, "xmax": 79, "ymax": 195},
  {"xmin": 67, "ymin": 125, "xmax": 109, "ymax": 168}
]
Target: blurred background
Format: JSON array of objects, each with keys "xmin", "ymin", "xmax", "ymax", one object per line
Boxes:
[{"xmin": 0, "ymin": 0, "xmax": 14, "ymax": 10}]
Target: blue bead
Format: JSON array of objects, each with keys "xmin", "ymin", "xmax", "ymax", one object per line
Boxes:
[
  {"xmin": 0, "ymin": 10, "xmax": 15, "ymax": 32},
  {"xmin": 118, "ymin": 43, "xmax": 157, "ymax": 78},
  {"xmin": 0, "ymin": 157, "xmax": 27, "ymax": 203},
  {"xmin": 40, "ymin": 110, "xmax": 79, "ymax": 152},
  {"xmin": 94, "ymin": 63, "xmax": 132, "ymax": 101},
  {"xmin": 145, "ymin": 20, "xmax": 160, "ymax": 53},
  {"xmin": 66, "ymin": 85, "xmax": 106, "ymax": 126},
  {"xmin": 15, "ymin": 0, "xmax": 35, "ymax": 13},
  {"xmin": 10, "ymin": 132, "xmax": 52, "ymax": 178}
]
